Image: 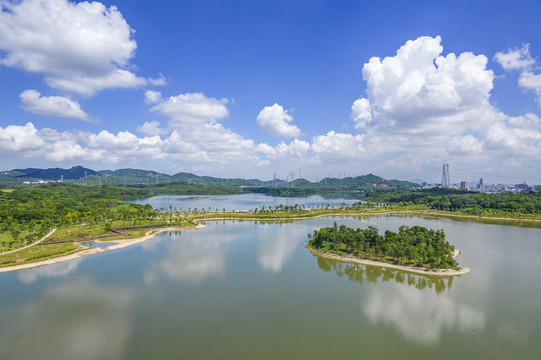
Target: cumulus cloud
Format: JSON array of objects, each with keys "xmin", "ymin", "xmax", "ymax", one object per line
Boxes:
[
  {"xmin": 341, "ymin": 36, "xmax": 541, "ymax": 175},
  {"xmin": 136, "ymin": 121, "xmax": 167, "ymax": 136},
  {"xmin": 255, "ymin": 139, "xmax": 309, "ymax": 160},
  {"xmin": 150, "ymin": 92, "xmax": 229, "ymax": 127},
  {"xmin": 2, "ymin": 36, "xmax": 541, "ymax": 180},
  {"xmin": 0, "ymin": 122, "xmax": 46, "ymax": 153},
  {"xmin": 256, "ymin": 103, "xmax": 301, "ymax": 137},
  {"xmin": 448, "ymin": 134, "xmax": 484, "ymax": 155},
  {"xmin": 351, "ymin": 98, "xmax": 372, "ymax": 129},
  {"xmin": 359, "ymin": 36, "xmax": 493, "ymax": 134},
  {"xmin": 144, "ymin": 90, "xmax": 162, "ymax": 104},
  {"xmin": 0, "ymin": 0, "xmax": 146, "ymax": 96},
  {"xmin": 518, "ymin": 72, "xmax": 541, "ymax": 106},
  {"xmin": 19, "ymin": 90, "xmax": 89, "ymax": 120},
  {"xmin": 311, "ymin": 131, "xmax": 366, "ymax": 159},
  {"xmin": 485, "ymin": 113, "xmax": 541, "ymax": 157},
  {"xmin": 494, "ymin": 44, "xmax": 535, "ymax": 71},
  {"xmin": 496, "ymin": 44, "xmax": 541, "ymax": 107}
]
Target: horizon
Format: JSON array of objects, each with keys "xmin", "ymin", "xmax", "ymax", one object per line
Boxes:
[
  {"xmin": 1, "ymin": 0, "xmax": 541, "ymax": 184},
  {"xmin": 4, "ymin": 164, "xmax": 539, "ymax": 187}
]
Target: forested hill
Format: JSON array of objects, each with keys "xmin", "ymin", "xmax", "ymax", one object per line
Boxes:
[
  {"xmin": 1, "ymin": 166, "xmax": 417, "ymax": 193},
  {"xmin": 244, "ymin": 174, "xmax": 417, "ymax": 196},
  {"xmin": 366, "ymin": 188, "xmax": 541, "ymax": 215}
]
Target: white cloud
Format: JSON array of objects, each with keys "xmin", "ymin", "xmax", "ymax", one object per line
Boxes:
[
  {"xmin": 448, "ymin": 134, "xmax": 483, "ymax": 155},
  {"xmin": 136, "ymin": 121, "xmax": 166, "ymax": 136},
  {"xmin": 0, "ymin": 0, "xmax": 146, "ymax": 96},
  {"xmin": 496, "ymin": 44, "xmax": 541, "ymax": 107},
  {"xmin": 351, "ymin": 98, "xmax": 372, "ymax": 129},
  {"xmin": 19, "ymin": 89, "xmax": 89, "ymax": 120},
  {"xmin": 494, "ymin": 44, "xmax": 535, "ymax": 71},
  {"xmin": 0, "ymin": 122, "xmax": 46, "ymax": 153},
  {"xmin": 311, "ymin": 131, "xmax": 366, "ymax": 159},
  {"xmin": 162, "ymin": 131, "xmax": 199, "ymax": 154},
  {"xmin": 2, "ymin": 36, "xmax": 541, "ymax": 181},
  {"xmin": 341, "ymin": 36, "xmax": 541, "ymax": 176},
  {"xmin": 485, "ymin": 114, "xmax": 541, "ymax": 157},
  {"xmin": 359, "ymin": 36, "xmax": 494, "ymax": 135},
  {"xmin": 150, "ymin": 92, "xmax": 229, "ymax": 127},
  {"xmin": 256, "ymin": 103, "xmax": 301, "ymax": 137},
  {"xmin": 518, "ymin": 72, "xmax": 541, "ymax": 106},
  {"xmin": 144, "ymin": 90, "xmax": 162, "ymax": 104},
  {"xmin": 255, "ymin": 139, "xmax": 309, "ymax": 160},
  {"xmin": 148, "ymin": 73, "xmax": 167, "ymax": 86}
]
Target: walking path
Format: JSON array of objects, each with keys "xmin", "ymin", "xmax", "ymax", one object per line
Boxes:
[{"xmin": 1, "ymin": 228, "xmax": 57, "ymax": 256}]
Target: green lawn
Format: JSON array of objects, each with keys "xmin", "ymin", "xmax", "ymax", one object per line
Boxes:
[{"xmin": 0, "ymin": 242, "xmax": 80, "ymax": 268}]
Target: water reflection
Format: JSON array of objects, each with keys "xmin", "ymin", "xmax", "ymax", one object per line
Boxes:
[
  {"xmin": 0, "ymin": 278, "xmax": 134, "ymax": 360},
  {"xmin": 256, "ymin": 223, "xmax": 299, "ymax": 273},
  {"xmin": 143, "ymin": 228, "xmax": 233, "ymax": 284},
  {"xmin": 315, "ymin": 255, "xmax": 455, "ymax": 293},
  {"xmin": 363, "ymin": 282, "xmax": 485, "ymax": 345},
  {"xmin": 314, "ymin": 255, "xmax": 485, "ymax": 345},
  {"xmin": 17, "ymin": 258, "xmax": 82, "ymax": 284}
]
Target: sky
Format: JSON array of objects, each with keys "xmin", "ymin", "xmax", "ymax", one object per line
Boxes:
[{"xmin": 1, "ymin": 0, "xmax": 541, "ymax": 185}]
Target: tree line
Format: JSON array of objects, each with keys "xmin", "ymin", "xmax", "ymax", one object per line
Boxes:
[{"xmin": 365, "ymin": 188, "xmax": 541, "ymax": 215}]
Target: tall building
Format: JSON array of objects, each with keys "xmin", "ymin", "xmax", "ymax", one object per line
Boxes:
[
  {"xmin": 478, "ymin": 178, "xmax": 484, "ymax": 190},
  {"xmin": 460, "ymin": 181, "xmax": 468, "ymax": 190}
]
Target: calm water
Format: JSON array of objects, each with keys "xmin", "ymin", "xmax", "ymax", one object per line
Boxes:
[
  {"xmin": 131, "ymin": 193, "xmax": 360, "ymax": 211},
  {"xmin": 1, "ymin": 211, "xmax": 541, "ymax": 358}
]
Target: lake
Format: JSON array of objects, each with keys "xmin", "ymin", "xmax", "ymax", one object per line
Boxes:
[
  {"xmin": 130, "ymin": 193, "xmax": 361, "ymax": 211},
  {"xmin": 1, "ymin": 197, "xmax": 540, "ymax": 359}
]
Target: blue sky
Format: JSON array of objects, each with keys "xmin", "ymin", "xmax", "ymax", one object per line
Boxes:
[{"xmin": 1, "ymin": 0, "xmax": 541, "ymax": 184}]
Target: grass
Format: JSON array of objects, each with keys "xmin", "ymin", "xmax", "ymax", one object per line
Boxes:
[
  {"xmin": 0, "ymin": 242, "xmax": 80, "ymax": 268},
  {"xmin": 0, "ymin": 230, "xmax": 33, "ymax": 250},
  {"xmin": 47, "ymin": 224, "xmax": 111, "ymax": 242},
  {"xmin": 0, "ymin": 220, "xmax": 196, "ymax": 268}
]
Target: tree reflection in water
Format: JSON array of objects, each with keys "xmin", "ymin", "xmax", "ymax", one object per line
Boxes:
[{"xmin": 315, "ymin": 254, "xmax": 455, "ymax": 294}]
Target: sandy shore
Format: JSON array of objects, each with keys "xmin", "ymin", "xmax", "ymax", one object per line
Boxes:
[
  {"xmin": 0, "ymin": 224, "xmax": 204, "ymax": 273},
  {"xmin": 305, "ymin": 244, "xmax": 470, "ymax": 277},
  {"xmin": 0, "ymin": 211, "xmax": 481, "ymax": 274}
]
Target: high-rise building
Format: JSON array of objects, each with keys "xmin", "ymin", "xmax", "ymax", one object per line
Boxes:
[{"xmin": 460, "ymin": 181, "xmax": 468, "ymax": 190}]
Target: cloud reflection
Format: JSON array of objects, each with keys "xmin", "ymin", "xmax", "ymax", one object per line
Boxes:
[
  {"xmin": 363, "ymin": 282, "xmax": 485, "ymax": 344},
  {"xmin": 144, "ymin": 228, "xmax": 234, "ymax": 284},
  {"xmin": 0, "ymin": 279, "xmax": 135, "ymax": 360},
  {"xmin": 313, "ymin": 255, "xmax": 485, "ymax": 345},
  {"xmin": 17, "ymin": 258, "xmax": 82, "ymax": 283},
  {"xmin": 257, "ymin": 223, "xmax": 299, "ymax": 273}
]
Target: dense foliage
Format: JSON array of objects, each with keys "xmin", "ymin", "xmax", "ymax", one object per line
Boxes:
[
  {"xmin": 309, "ymin": 222, "xmax": 458, "ymax": 269},
  {"xmin": 366, "ymin": 188, "xmax": 541, "ymax": 215},
  {"xmin": 245, "ymin": 174, "xmax": 415, "ymax": 196},
  {"xmin": 0, "ymin": 184, "xmax": 152, "ymax": 230}
]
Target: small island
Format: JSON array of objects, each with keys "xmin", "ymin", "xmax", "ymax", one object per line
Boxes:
[{"xmin": 306, "ymin": 222, "xmax": 469, "ymax": 276}]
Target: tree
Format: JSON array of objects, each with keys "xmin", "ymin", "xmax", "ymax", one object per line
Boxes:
[{"xmin": 10, "ymin": 227, "xmax": 21, "ymax": 245}]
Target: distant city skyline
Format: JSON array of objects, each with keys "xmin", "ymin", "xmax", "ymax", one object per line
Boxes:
[{"xmin": 1, "ymin": 0, "xmax": 540, "ymax": 184}]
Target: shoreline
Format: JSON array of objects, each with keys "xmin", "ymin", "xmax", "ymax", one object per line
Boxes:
[
  {"xmin": 0, "ymin": 224, "xmax": 204, "ymax": 274},
  {"xmin": 197, "ymin": 209, "xmax": 541, "ymax": 224},
  {"xmin": 0, "ymin": 210, "xmax": 488, "ymax": 274},
  {"xmin": 305, "ymin": 243, "xmax": 470, "ymax": 277}
]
